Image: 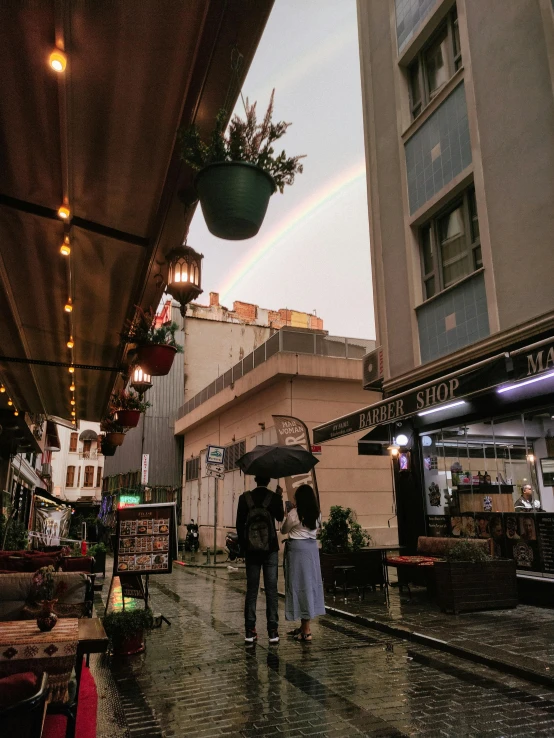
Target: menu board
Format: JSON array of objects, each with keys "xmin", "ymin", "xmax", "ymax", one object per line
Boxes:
[
  {"xmin": 116, "ymin": 503, "xmax": 177, "ymax": 575},
  {"xmin": 537, "ymin": 515, "xmax": 554, "ymax": 574}
]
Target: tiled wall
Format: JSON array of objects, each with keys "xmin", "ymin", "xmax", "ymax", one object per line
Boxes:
[
  {"xmin": 405, "ymin": 83, "xmax": 472, "ymax": 214},
  {"xmin": 395, "ymin": 0, "xmax": 437, "ymax": 52},
  {"xmin": 417, "ymin": 271, "xmax": 489, "ymax": 363}
]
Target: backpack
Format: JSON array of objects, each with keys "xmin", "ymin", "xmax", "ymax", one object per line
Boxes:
[{"xmin": 244, "ymin": 491, "xmax": 274, "ymax": 552}]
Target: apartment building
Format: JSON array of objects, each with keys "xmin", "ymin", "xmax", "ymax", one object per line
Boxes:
[
  {"xmin": 52, "ymin": 421, "xmax": 104, "ymax": 502},
  {"xmin": 315, "ymin": 1, "xmax": 554, "ymax": 577}
]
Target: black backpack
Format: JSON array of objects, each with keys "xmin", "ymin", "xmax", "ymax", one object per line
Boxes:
[{"xmin": 244, "ymin": 491, "xmax": 274, "ymax": 552}]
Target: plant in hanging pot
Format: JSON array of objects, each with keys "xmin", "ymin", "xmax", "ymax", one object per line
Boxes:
[
  {"xmin": 100, "ymin": 435, "xmax": 117, "ymax": 456},
  {"xmin": 178, "ymin": 90, "xmax": 305, "ymax": 240},
  {"xmin": 100, "ymin": 416, "xmax": 126, "ymax": 447},
  {"xmin": 111, "ymin": 389, "xmax": 151, "ymax": 429},
  {"xmin": 103, "ymin": 608, "xmax": 154, "ymax": 656},
  {"xmin": 121, "ymin": 307, "xmax": 183, "ymax": 376}
]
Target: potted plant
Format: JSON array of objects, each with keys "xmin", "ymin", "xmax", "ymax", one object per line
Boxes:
[
  {"xmin": 100, "ymin": 434, "xmax": 117, "ymax": 456},
  {"xmin": 111, "ymin": 389, "xmax": 151, "ymax": 429},
  {"xmin": 100, "ymin": 416, "xmax": 126, "ymax": 447},
  {"xmin": 103, "ymin": 609, "xmax": 154, "ymax": 656},
  {"xmin": 122, "ymin": 307, "xmax": 183, "ymax": 376},
  {"xmin": 31, "ymin": 566, "xmax": 69, "ymax": 632},
  {"xmin": 434, "ymin": 539, "xmax": 518, "ymax": 614},
  {"xmin": 318, "ymin": 506, "xmax": 380, "ymax": 591},
  {"xmin": 88, "ymin": 542, "xmax": 107, "ymax": 576},
  {"xmin": 178, "ymin": 90, "xmax": 304, "ymax": 240}
]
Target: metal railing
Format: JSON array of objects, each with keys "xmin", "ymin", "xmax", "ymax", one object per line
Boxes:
[
  {"xmin": 178, "ymin": 329, "xmax": 373, "ymax": 419},
  {"xmin": 79, "ymin": 450, "xmax": 99, "ymax": 459}
]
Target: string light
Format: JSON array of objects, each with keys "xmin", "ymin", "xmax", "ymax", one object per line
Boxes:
[
  {"xmin": 64, "ymin": 297, "xmax": 73, "ymax": 313},
  {"xmin": 60, "ymin": 236, "xmax": 71, "ymax": 256},
  {"xmin": 49, "ymin": 50, "xmax": 67, "ymax": 72},
  {"xmin": 13, "ymin": 410, "xmax": 19, "ymax": 417},
  {"xmin": 69, "ymin": 382, "xmax": 75, "ymax": 391},
  {"xmin": 70, "ymin": 399, "xmax": 75, "ymax": 406},
  {"xmin": 0, "ymin": 385, "xmax": 5, "ymax": 393},
  {"xmin": 7, "ymin": 398, "xmax": 13, "ymax": 406},
  {"xmin": 67, "ymin": 336, "xmax": 74, "ymax": 349},
  {"xmin": 71, "ymin": 410, "xmax": 76, "ymax": 417},
  {"xmin": 57, "ymin": 206, "xmax": 70, "ymax": 220},
  {"xmin": 69, "ymin": 366, "xmax": 75, "ymax": 374}
]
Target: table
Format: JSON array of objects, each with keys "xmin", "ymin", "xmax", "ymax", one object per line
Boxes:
[
  {"xmin": 77, "ymin": 617, "xmax": 108, "ymax": 681},
  {"xmin": 366, "ymin": 545, "xmax": 405, "ymax": 587}
]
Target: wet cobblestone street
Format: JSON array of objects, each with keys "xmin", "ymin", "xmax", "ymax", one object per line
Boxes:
[{"xmin": 93, "ymin": 563, "xmax": 554, "ymax": 738}]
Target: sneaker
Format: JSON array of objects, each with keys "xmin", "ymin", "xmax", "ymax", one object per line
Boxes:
[
  {"xmin": 244, "ymin": 628, "xmax": 257, "ymax": 643},
  {"xmin": 268, "ymin": 630, "xmax": 280, "ymax": 644}
]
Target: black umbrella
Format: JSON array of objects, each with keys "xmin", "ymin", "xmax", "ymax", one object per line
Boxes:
[{"xmin": 236, "ymin": 444, "xmax": 319, "ymax": 478}]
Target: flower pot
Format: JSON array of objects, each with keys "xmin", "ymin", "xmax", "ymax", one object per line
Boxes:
[
  {"xmin": 116, "ymin": 410, "xmax": 141, "ymax": 428},
  {"xmin": 105, "ymin": 432, "xmax": 125, "ymax": 447},
  {"xmin": 434, "ymin": 560, "xmax": 518, "ymax": 614},
  {"xmin": 195, "ymin": 161, "xmax": 276, "ymax": 240},
  {"xmin": 136, "ymin": 344, "xmax": 177, "ymax": 376},
  {"xmin": 112, "ymin": 630, "xmax": 145, "ymax": 656},
  {"xmin": 37, "ymin": 600, "xmax": 58, "ymax": 632},
  {"xmin": 101, "ymin": 440, "xmax": 117, "ymax": 456}
]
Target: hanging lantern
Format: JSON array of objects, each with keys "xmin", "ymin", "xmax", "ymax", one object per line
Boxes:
[
  {"xmin": 165, "ymin": 242, "xmax": 203, "ymax": 317},
  {"xmin": 130, "ymin": 366, "xmax": 153, "ymax": 396}
]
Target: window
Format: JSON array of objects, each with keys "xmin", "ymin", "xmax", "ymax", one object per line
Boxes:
[
  {"xmin": 185, "ymin": 457, "xmax": 200, "ymax": 481},
  {"xmin": 69, "ymin": 433, "xmax": 78, "ymax": 452},
  {"xmin": 84, "ymin": 466, "xmax": 94, "ymax": 487},
  {"xmin": 66, "ymin": 466, "xmax": 75, "ymax": 487},
  {"xmin": 408, "ymin": 7, "xmax": 461, "ymax": 120},
  {"xmin": 419, "ymin": 187, "xmax": 481, "ymax": 299},
  {"xmin": 77, "ymin": 467, "xmax": 81, "ymax": 487},
  {"xmin": 82, "ymin": 440, "xmax": 92, "ymax": 457},
  {"xmin": 96, "ymin": 467, "xmax": 103, "ymax": 488},
  {"xmin": 224, "ymin": 441, "xmax": 246, "ymax": 472}
]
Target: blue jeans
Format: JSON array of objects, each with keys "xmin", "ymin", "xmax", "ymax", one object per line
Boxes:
[{"xmin": 244, "ymin": 551, "xmax": 279, "ymax": 632}]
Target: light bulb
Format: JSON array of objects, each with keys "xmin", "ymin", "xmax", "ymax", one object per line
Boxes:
[
  {"xmin": 0, "ymin": 385, "xmax": 5, "ymax": 393},
  {"xmin": 69, "ymin": 383, "xmax": 75, "ymax": 391},
  {"xmin": 58, "ymin": 206, "xmax": 70, "ymax": 220},
  {"xmin": 49, "ymin": 50, "xmax": 67, "ymax": 72},
  {"xmin": 67, "ymin": 337, "xmax": 74, "ymax": 348},
  {"xmin": 70, "ymin": 399, "xmax": 75, "ymax": 406},
  {"xmin": 60, "ymin": 237, "xmax": 71, "ymax": 256},
  {"xmin": 71, "ymin": 411, "xmax": 76, "ymax": 417},
  {"xmin": 69, "ymin": 366, "xmax": 75, "ymax": 374},
  {"xmin": 7, "ymin": 398, "xmax": 12, "ymax": 406},
  {"xmin": 64, "ymin": 298, "xmax": 73, "ymax": 313},
  {"xmin": 14, "ymin": 410, "xmax": 19, "ymax": 417}
]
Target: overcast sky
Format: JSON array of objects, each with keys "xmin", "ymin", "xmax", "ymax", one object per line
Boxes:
[{"xmin": 188, "ymin": 0, "xmax": 375, "ymax": 340}]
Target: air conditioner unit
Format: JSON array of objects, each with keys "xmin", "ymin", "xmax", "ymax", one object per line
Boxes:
[
  {"xmin": 41, "ymin": 463, "xmax": 52, "ymax": 478},
  {"xmin": 363, "ymin": 347, "xmax": 384, "ymax": 390}
]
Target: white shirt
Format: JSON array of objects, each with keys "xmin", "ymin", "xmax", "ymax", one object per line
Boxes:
[{"xmin": 281, "ymin": 508, "xmax": 320, "ymax": 540}]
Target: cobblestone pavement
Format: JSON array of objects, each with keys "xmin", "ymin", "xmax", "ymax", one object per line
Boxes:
[{"xmin": 98, "ymin": 563, "xmax": 554, "ymax": 738}]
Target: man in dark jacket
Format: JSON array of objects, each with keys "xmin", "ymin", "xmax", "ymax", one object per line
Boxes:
[{"xmin": 236, "ymin": 476, "xmax": 284, "ymax": 644}]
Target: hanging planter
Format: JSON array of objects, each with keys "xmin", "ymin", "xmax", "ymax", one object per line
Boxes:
[
  {"xmin": 179, "ymin": 90, "xmax": 304, "ymax": 241},
  {"xmin": 105, "ymin": 432, "xmax": 125, "ymax": 447},
  {"xmin": 101, "ymin": 439, "xmax": 117, "ymax": 457},
  {"xmin": 136, "ymin": 344, "xmax": 177, "ymax": 376},
  {"xmin": 115, "ymin": 409, "xmax": 141, "ymax": 428}
]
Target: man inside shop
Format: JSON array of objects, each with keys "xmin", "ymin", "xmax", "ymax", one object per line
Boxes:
[{"xmin": 515, "ymin": 484, "xmax": 542, "ymax": 511}]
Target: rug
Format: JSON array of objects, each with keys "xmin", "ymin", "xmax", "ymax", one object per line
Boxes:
[{"xmin": 43, "ymin": 661, "xmax": 98, "ymax": 738}]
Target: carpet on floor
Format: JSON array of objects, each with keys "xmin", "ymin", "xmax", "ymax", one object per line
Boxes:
[{"xmin": 43, "ymin": 662, "xmax": 97, "ymax": 738}]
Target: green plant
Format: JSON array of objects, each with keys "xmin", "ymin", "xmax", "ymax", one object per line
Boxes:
[
  {"xmin": 0, "ymin": 510, "xmax": 28, "ymax": 550},
  {"xmin": 445, "ymin": 539, "xmax": 491, "ymax": 563},
  {"xmin": 103, "ymin": 609, "xmax": 154, "ymax": 647},
  {"xmin": 121, "ymin": 307, "xmax": 183, "ymax": 352},
  {"xmin": 31, "ymin": 566, "xmax": 68, "ymax": 602},
  {"xmin": 111, "ymin": 389, "xmax": 151, "ymax": 413},
  {"xmin": 319, "ymin": 506, "xmax": 371, "ymax": 554},
  {"xmin": 178, "ymin": 90, "xmax": 305, "ymax": 194},
  {"xmin": 100, "ymin": 416, "xmax": 125, "ymax": 434},
  {"xmin": 87, "ymin": 542, "xmax": 107, "ymax": 558}
]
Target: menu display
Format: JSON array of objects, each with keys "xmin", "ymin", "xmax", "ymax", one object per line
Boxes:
[{"xmin": 115, "ymin": 503, "xmax": 177, "ymax": 575}]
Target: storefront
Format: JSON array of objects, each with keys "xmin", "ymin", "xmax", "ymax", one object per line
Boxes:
[{"xmin": 314, "ymin": 334, "xmax": 554, "ymax": 581}]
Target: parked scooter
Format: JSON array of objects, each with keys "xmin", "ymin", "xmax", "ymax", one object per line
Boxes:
[
  {"xmin": 184, "ymin": 519, "xmax": 199, "ymax": 553},
  {"xmin": 225, "ymin": 530, "xmax": 243, "ymax": 562}
]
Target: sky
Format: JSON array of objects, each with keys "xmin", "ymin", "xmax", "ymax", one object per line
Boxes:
[{"xmin": 187, "ymin": 0, "xmax": 375, "ymax": 340}]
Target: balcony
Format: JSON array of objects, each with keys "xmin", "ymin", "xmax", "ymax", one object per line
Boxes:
[{"xmin": 79, "ymin": 450, "xmax": 99, "ymax": 460}]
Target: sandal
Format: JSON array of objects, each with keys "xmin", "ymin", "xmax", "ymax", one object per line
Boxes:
[
  {"xmin": 294, "ymin": 632, "xmax": 312, "ymax": 642},
  {"xmin": 287, "ymin": 628, "xmax": 302, "ymax": 637}
]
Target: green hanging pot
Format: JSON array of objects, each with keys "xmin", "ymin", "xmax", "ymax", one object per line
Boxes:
[{"xmin": 195, "ymin": 161, "xmax": 276, "ymax": 240}]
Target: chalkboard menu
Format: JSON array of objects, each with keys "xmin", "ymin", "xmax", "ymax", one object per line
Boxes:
[
  {"xmin": 537, "ymin": 515, "xmax": 554, "ymax": 574},
  {"xmin": 115, "ymin": 503, "xmax": 177, "ymax": 575}
]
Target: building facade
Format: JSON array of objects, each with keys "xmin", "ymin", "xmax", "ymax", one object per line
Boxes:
[
  {"xmin": 314, "ymin": 1, "xmax": 554, "ymax": 577},
  {"xmin": 52, "ymin": 421, "xmax": 104, "ymax": 502}
]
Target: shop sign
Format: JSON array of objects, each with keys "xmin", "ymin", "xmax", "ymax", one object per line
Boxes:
[
  {"xmin": 141, "ymin": 454, "xmax": 149, "ymax": 485},
  {"xmin": 512, "ymin": 339, "xmax": 554, "ymax": 379},
  {"xmin": 273, "ymin": 415, "xmax": 319, "ymax": 502}
]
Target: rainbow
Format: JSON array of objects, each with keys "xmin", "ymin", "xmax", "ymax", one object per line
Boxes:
[{"xmin": 219, "ymin": 159, "xmax": 366, "ymax": 299}]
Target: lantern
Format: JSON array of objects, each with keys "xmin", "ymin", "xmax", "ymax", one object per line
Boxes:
[
  {"xmin": 165, "ymin": 242, "xmax": 203, "ymax": 317},
  {"xmin": 131, "ymin": 366, "xmax": 153, "ymax": 396}
]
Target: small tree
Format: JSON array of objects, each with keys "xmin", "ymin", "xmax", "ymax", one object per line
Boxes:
[{"xmin": 319, "ymin": 506, "xmax": 371, "ymax": 554}]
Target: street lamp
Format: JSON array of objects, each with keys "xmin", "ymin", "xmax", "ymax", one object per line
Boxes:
[
  {"xmin": 165, "ymin": 242, "xmax": 203, "ymax": 317},
  {"xmin": 130, "ymin": 366, "xmax": 153, "ymax": 396}
]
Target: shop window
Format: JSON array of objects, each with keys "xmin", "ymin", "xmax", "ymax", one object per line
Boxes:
[
  {"xmin": 408, "ymin": 6, "xmax": 461, "ymax": 120},
  {"xmin": 66, "ymin": 465, "xmax": 75, "ymax": 487},
  {"xmin": 185, "ymin": 457, "xmax": 199, "ymax": 481},
  {"xmin": 224, "ymin": 440, "xmax": 246, "ymax": 472},
  {"xmin": 96, "ymin": 467, "xmax": 103, "ymax": 487},
  {"xmin": 84, "ymin": 465, "xmax": 94, "ymax": 487},
  {"xmin": 419, "ymin": 187, "xmax": 480, "ymax": 299},
  {"xmin": 69, "ymin": 432, "xmax": 78, "ymax": 452}
]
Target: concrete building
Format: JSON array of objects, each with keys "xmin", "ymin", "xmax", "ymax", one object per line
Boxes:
[
  {"xmin": 315, "ymin": 1, "xmax": 554, "ymax": 573},
  {"xmin": 174, "ymin": 328, "xmax": 397, "ymax": 549},
  {"xmin": 52, "ymin": 421, "xmax": 104, "ymax": 502}
]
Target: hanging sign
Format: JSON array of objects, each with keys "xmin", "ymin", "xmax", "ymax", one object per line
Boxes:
[{"xmin": 141, "ymin": 454, "xmax": 149, "ymax": 484}]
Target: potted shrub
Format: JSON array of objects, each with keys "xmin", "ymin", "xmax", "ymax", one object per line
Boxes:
[
  {"xmin": 88, "ymin": 542, "xmax": 107, "ymax": 576},
  {"xmin": 434, "ymin": 539, "xmax": 518, "ymax": 614},
  {"xmin": 103, "ymin": 609, "xmax": 154, "ymax": 656},
  {"xmin": 318, "ymin": 506, "xmax": 381, "ymax": 591},
  {"xmin": 178, "ymin": 90, "xmax": 304, "ymax": 240},
  {"xmin": 100, "ymin": 416, "xmax": 126, "ymax": 447},
  {"xmin": 122, "ymin": 307, "xmax": 183, "ymax": 376},
  {"xmin": 111, "ymin": 389, "xmax": 151, "ymax": 429}
]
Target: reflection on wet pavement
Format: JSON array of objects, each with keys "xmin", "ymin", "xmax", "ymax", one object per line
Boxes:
[{"xmin": 93, "ymin": 561, "xmax": 554, "ymax": 737}]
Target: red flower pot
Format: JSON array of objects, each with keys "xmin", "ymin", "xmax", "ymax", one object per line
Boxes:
[
  {"xmin": 113, "ymin": 630, "xmax": 145, "ymax": 656},
  {"xmin": 136, "ymin": 344, "xmax": 177, "ymax": 376},
  {"xmin": 116, "ymin": 410, "xmax": 141, "ymax": 428},
  {"xmin": 105, "ymin": 432, "xmax": 125, "ymax": 447}
]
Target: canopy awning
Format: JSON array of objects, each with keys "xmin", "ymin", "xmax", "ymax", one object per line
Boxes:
[{"xmin": 79, "ymin": 429, "xmax": 98, "ymax": 441}]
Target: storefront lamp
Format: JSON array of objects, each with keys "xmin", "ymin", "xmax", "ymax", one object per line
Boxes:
[
  {"xmin": 131, "ymin": 366, "xmax": 153, "ymax": 396},
  {"xmin": 396, "ymin": 434, "xmax": 409, "ymax": 447},
  {"xmin": 387, "ymin": 444, "xmax": 400, "ymax": 457},
  {"xmin": 527, "ymin": 453, "xmax": 536, "ymax": 464},
  {"xmin": 165, "ymin": 242, "xmax": 203, "ymax": 317}
]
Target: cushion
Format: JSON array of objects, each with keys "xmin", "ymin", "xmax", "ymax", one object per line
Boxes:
[
  {"xmin": 61, "ymin": 556, "xmax": 93, "ymax": 573},
  {"xmin": 19, "ymin": 602, "xmax": 87, "ymax": 620},
  {"xmin": 0, "ymin": 672, "xmax": 38, "ymax": 710},
  {"xmin": 22, "ymin": 556, "xmax": 57, "ymax": 572},
  {"xmin": 386, "ymin": 555, "xmax": 437, "ymax": 567}
]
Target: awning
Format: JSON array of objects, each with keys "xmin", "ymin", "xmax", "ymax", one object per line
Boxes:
[
  {"xmin": 357, "ymin": 425, "xmax": 390, "ymax": 456},
  {"xmin": 33, "ymin": 488, "xmax": 70, "ymax": 507},
  {"xmin": 313, "ymin": 335, "xmax": 554, "ymax": 444},
  {"xmin": 79, "ymin": 429, "xmax": 98, "ymax": 441}
]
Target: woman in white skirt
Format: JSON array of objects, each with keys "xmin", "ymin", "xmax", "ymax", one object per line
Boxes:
[{"xmin": 281, "ymin": 484, "xmax": 326, "ymax": 642}]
